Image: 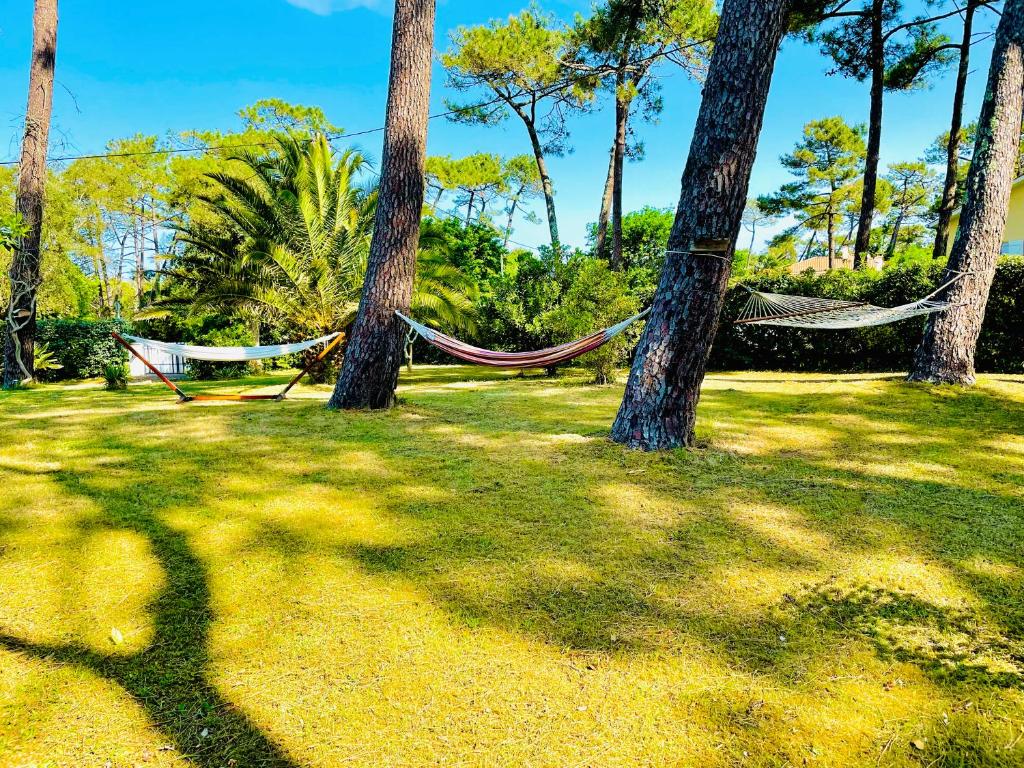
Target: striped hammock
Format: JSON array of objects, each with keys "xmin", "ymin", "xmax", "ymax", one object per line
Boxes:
[{"xmin": 397, "ymin": 309, "xmax": 649, "ymax": 368}]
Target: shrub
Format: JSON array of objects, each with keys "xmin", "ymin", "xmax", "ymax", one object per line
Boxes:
[
  {"xmin": 541, "ymin": 260, "xmax": 639, "ymax": 384},
  {"xmin": 34, "ymin": 318, "xmax": 131, "ymax": 380},
  {"xmin": 33, "ymin": 342, "xmax": 63, "ymax": 375},
  {"xmin": 103, "ymin": 362, "xmax": 129, "ymax": 391}
]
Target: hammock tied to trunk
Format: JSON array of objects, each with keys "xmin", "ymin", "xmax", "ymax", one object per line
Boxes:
[
  {"xmin": 735, "ymin": 275, "xmax": 965, "ymax": 330},
  {"xmin": 396, "ymin": 309, "xmax": 650, "ymax": 368},
  {"xmin": 123, "ymin": 332, "xmax": 340, "ymax": 361}
]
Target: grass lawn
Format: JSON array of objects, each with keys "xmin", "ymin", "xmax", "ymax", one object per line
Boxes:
[{"xmin": 1, "ymin": 366, "xmax": 1023, "ymax": 767}]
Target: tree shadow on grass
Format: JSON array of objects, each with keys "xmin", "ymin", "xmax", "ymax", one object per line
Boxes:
[
  {"xmin": 3, "ymin": 371, "xmax": 1024, "ymax": 762},
  {"xmin": 0, "ymin": 466, "xmax": 300, "ymax": 766},
  {"xmin": 334, "ymin": 377, "xmax": 1024, "ymax": 687}
]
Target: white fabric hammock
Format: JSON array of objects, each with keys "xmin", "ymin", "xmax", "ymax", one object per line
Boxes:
[
  {"xmin": 124, "ymin": 332, "xmax": 340, "ymax": 361},
  {"xmin": 735, "ymin": 277, "xmax": 962, "ymax": 330}
]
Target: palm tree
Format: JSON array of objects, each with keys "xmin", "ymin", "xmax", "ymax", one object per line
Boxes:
[{"xmin": 163, "ymin": 132, "xmax": 475, "ymax": 381}]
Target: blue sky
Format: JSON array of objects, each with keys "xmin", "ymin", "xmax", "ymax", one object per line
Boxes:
[{"xmin": 0, "ymin": 0, "xmax": 999, "ymax": 251}]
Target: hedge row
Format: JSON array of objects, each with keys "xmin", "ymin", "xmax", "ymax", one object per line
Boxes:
[
  {"xmin": 708, "ymin": 258, "xmax": 1024, "ymax": 373},
  {"xmin": 35, "ymin": 318, "xmax": 131, "ymax": 380}
]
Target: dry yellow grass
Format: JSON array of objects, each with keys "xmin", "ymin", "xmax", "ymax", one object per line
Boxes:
[{"xmin": 1, "ymin": 367, "xmax": 1023, "ymax": 767}]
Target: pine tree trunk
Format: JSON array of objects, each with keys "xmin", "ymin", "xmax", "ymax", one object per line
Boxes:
[
  {"xmin": 327, "ymin": 0, "xmax": 435, "ymax": 410},
  {"xmin": 827, "ymin": 213, "xmax": 835, "ymax": 269},
  {"xmin": 595, "ymin": 145, "xmax": 615, "ymax": 256},
  {"xmin": 3, "ymin": 0, "xmax": 58, "ymax": 388},
  {"xmin": 518, "ymin": 111, "xmax": 561, "ymax": 254},
  {"xmin": 503, "ymin": 195, "xmax": 520, "ymax": 252},
  {"xmin": 611, "ymin": 87, "xmax": 629, "ymax": 271},
  {"xmin": 909, "ymin": 0, "xmax": 1024, "ymax": 385},
  {"xmin": 932, "ymin": 0, "xmax": 977, "ymax": 260},
  {"xmin": 886, "ymin": 210, "xmax": 904, "ymax": 260},
  {"xmin": 610, "ymin": 0, "xmax": 791, "ymax": 450},
  {"xmin": 853, "ymin": 0, "xmax": 884, "ymax": 267}
]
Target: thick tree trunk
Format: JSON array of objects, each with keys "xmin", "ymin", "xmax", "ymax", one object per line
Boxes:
[
  {"xmin": 3, "ymin": 0, "xmax": 58, "ymax": 388},
  {"xmin": 610, "ymin": 0, "xmax": 791, "ymax": 450},
  {"xmin": 932, "ymin": 0, "xmax": 977, "ymax": 260},
  {"xmin": 853, "ymin": 0, "xmax": 884, "ymax": 267},
  {"xmin": 611, "ymin": 87, "xmax": 630, "ymax": 270},
  {"xmin": 595, "ymin": 145, "xmax": 615, "ymax": 256},
  {"xmin": 909, "ymin": 0, "xmax": 1024, "ymax": 385},
  {"xmin": 519, "ymin": 112, "xmax": 561, "ymax": 254},
  {"xmin": 328, "ymin": 0, "xmax": 435, "ymax": 409}
]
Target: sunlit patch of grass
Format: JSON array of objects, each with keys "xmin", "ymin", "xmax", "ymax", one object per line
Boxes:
[{"xmin": 1, "ymin": 367, "xmax": 1023, "ymax": 766}]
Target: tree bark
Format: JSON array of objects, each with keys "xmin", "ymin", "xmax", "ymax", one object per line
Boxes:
[
  {"xmin": 328, "ymin": 0, "xmax": 435, "ymax": 409},
  {"xmin": 827, "ymin": 212, "xmax": 835, "ymax": 269},
  {"xmin": 502, "ymin": 192, "xmax": 521, "ymax": 252},
  {"xmin": 518, "ymin": 109, "xmax": 561, "ymax": 254},
  {"xmin": 853, "ymin": 0, "xmax": 884, "ymax": 267},
  {"xmin": 3, "ymin": 0, "xmax": 58, "ymax": 388},
  {"xmin": 886, "ymin": 209, "xmax": 904, "ymax": 260},
  {"xmin": 611, "ymin": 83, "xmax": 630, "ymax": 270},
  {"xmin": 932, "ymin": 0, "xmax": 978, "ymax": 260},
  {"xmin": 909, "ymin": 0, "xmax": 1024, "ymax": 385},
  {"xmin": 595, "ymin": 145, "xmax": 615, "ymax": 256},
  {"xmin": 610, "ymin": 0, "xmax": 791, "ymax": 450}
]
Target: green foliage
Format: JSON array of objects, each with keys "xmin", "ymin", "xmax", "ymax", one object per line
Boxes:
[
  {"xmin": 102, "ymin": 362, "xmax": 130, "ymax": 391},
  {"xmin": 425, "ymin": 153, "xmax": 505, "ymax": 223},
  {"xmin": 815, "ymin": 2, "xmax": 953, "ymax": 91},
  {"xmin": 588, "ymin": 205, "xmax": 674, "ymax": 280},
  {"xmin": 712, "ymin": 259, "xmax": 1024, "ymax": 373},
  {"xmin": 540, "ymin": 259, "xmax": 639, "ymax": 383},
  {"xmin": 420, "ymin": 218, "xmax": 507, "ymax": 284},
  {"xmin": 166, "ymin": 133, "xmax": 374, "ymax": 338},
  {"xmin": 442, "ymin": 8, "xmax": 596, "ymax": 147},
  {"xmin": 237, "ymin": 98, "xmax": 342, "ymax": 135},
  {"xmin": 758, "ymin": 117, "xmax": 866, "ymax": 258},
  {"xmin": 33, "ymin": 318, "xmax": 131, "ymax": 380},
  {"xmin": 0, "ymin": 210, "xmax": 28, "ymax": 250},
  {"xmin": 32, "ymin": 342, "xmax": 63, "ymax": 374},
  {"xmin": 880, "ymin": 161, "xmax": 935, "ymax": 258},
  {"xmin": 185, "ymin": 325, "xmax": 255, "ymax": 381},
  {"xmin": 572, "ymin": 0, "xmax": 717, "ymax": 142},
  {"xmin": 477, "ymin": 251, "xmax": 575, "ymax": 357}
]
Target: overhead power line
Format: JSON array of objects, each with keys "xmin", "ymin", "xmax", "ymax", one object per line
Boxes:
[
  {"xmin": 0, "ymin": 96, "xmax": 513, "ymax": 167},
  {"xmin": 0, "ymin": 38, "xmax": 716, "ymax": 168}
]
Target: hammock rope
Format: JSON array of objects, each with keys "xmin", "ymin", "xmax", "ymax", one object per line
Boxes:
[
  {"xmin": 397, "ymin": 309, "xmax": 650, "ymax": 368},
  {"xmin": 735, "ymin": 275, "xmax": 965, "ymax": 330}
]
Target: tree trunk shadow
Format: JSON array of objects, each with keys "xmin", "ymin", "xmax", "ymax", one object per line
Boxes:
[{"xmin": 0, "ymin": 506, "xmax": 301, "ymax": 767}]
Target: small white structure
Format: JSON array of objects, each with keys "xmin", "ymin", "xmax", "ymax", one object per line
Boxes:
[{"xmin": 128, "ymin": 340, "xmax": 186, "ymax": 378}]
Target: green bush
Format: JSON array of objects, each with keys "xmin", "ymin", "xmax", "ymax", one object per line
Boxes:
[
  {"xmin": 103, "ymin": 362, "xmax": 129, "ymax": 391},
  {"xmin": 34, "ymin": 318, "xmax": 131, "ymax": 380},
  {"xmin": 709, "ymin": 258, "xmax": 1024, "ymax": 373},
  {"xmin": 541, "ymin": 260, "xmax": 639, "ymax": 384}
]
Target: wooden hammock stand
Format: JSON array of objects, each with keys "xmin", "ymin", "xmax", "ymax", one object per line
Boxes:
[{"xmin": 110, "ymin": 331, "xmax": 346, "ymax": 403}]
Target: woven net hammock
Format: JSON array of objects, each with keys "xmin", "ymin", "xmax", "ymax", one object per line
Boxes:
[
  {"xmin": 735, "ymin": 280, "xmax": 960, "ymax": 330},
  {"xmin": 397, "ymin": 309, "xmax": 649, "ymax": 368}
]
